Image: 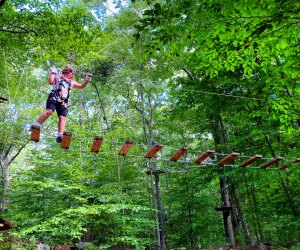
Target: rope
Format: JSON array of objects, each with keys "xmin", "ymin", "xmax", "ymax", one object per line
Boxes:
[
  {"xmin": 139, "ymin": 80, "xmax": 264, "ymax": 101},
  {"xmin": 93, "ymin": 74, "xmax": 263, "ymax": 101},
  {"xmin": 175, "ymin": 86, "xmax": 264, "ymax": 101}
]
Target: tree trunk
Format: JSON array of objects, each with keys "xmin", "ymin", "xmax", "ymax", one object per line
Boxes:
[
  {"xmin": 155, "ymin": 173, "xmax": 167, "ymax": 250},
  {"xmin": 230, "ymin": 183, "xmax": 252, "ymax": 244},
  {"xmin": 210, "ymin": 113, "xmax": 236, "ymax": 245},
  {"xmin": 277, "ymin": 172, "xmax": 297, "ymax": 217},
  {"xmin": 149, "ymin": 169, "xmax": 161, "ymax": 249},
  {"xmin": 243, "ymin": 173, "xmax": 259, "ymax": 241},
  {"xmin": 1, "ymin": 158, "xmax": 9, "ymax": 211},
  {"xmin": 185, "ymin": 175, "xmax": 194, "ymax": 248},
  {"xmin": 0, "ymin": 142, "xmax": 28, "ymax": 210},
  {"xmin": 250, "ymin": 174, "xmax": 264, "ymax": 241},
  {"xmin": 277, "ymin": 171, "xmax": 300, "ymax": 241},
  {"xmin": 131, "ymin": 64, "xmax": 166, "ymax": 249},
  {"xmin": 220, "ymin": 177, "xmax": 235, "ymax": 246}
]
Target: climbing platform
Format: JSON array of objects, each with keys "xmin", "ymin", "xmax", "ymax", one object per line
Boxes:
[
  {"xmin": 119, "ymin": 140, "xmax": 133, "ymax": 156},
  {"xmin": 30, "ymin": 125, "xmax": 40, "ymax": 142},
  {"xmin": 91, "ymin": 136, "xmax": 103, "ymax": 153},
  {"xmin": 260, "ymin": 157, "xmax": 284, "ymax": 169},
  {"xmin": 170, "ymin": 147, "xmax": 188, "ymax": 161},
  {"xmin": 240, "ymin": 154, "xmax": 263, "ymax": 168},
  {"xmin": 217, "ymin": 152, "xmax": 240, "ymax": 166},
  {"xmin": 145, "ymin": 144, "xmax": 163, "ymax": 159},
  {"xmin": 194, "ymin": 150, "xmax": 215, "ymax": 164},
  {"xmin": 61, "ymin": 132, "xmax": 72, "ymax": 149}
]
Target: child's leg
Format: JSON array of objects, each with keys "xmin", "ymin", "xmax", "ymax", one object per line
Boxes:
[
  {"xmin": 58, "ymin": 115, "xmax": 66, "ymax": 134},
  {"xmin": 33, "ymin": 93, "xmax": 56, "ymax": 127},
  {"xmin": 56, "ymin": 104, "xmax": 68, "ymax": 142},
  {"xmin": 36, "ymin": 109, "xmax": 54, "ymax": 125}
]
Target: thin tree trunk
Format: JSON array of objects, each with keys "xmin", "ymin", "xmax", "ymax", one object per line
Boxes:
[
  {"xmin": 250, "ymin": 174, "xmax": 264, "ymax": 241},
  {"xmin": 277, "ymin": 172, "xmax": 297, "ymax": 217},
  {"xmin": 211, "ymin": 113, "xmax": 235, "ymax": 246},
  {"xmin": 230, "ymin": 183, "xmax": 252, "ymax": 244},
  {"xmin": 150, "ymin": 169, "xmax": 161, "ymax": 249},
  {"xmin": 0, "ymin": 142, "xmax": 28, "ymax": 210},
  {"xmin": 220, "ymin": 177, "xmax": 235, "ymax": 246},
  {"xmin": 277, "ymin": 171, "xmax": 300, "ymax": 240},
  {"xmin": 155, "ymin": 173, "xmax": 167, "ymax": 250},
  {"xmin": 243, "ymin": 172, "xmax": 259, "ymax": 241},
  {"xmin": 185, "ymin": 175, "xmax": 194, "ymax": 248},
  {"xmin": 1, "ymin": 158, "xmax": 9, "ymax": 210},
  {"xmin": 263, "ymin": 134, "xmax": 299, "ymax": 240}
]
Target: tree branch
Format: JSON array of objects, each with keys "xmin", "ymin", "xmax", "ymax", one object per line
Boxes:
[
  {"xmin": 182, "ymin": 68, "xmax": 195, "ymax": 80},
  {"xmin": 8, "ymin": 141, "xmax": 29, "ymax": 166}
]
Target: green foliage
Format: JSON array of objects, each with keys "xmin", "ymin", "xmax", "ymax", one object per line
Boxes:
[
  {"xmin": 1, "ymin": 0, "xmax": 300, "ymax": 249},
  {"xmin": 7, "ymin": 136, "xmax": 154, "ymax": 247},
  {"xmin": 134, "ymin": 0, "xmax": 300, "ymax": 131}
]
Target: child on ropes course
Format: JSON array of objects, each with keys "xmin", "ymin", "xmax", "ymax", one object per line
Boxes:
[{"xmin": 31, "ymin": 64, "xmax": 92, "ymax": 143}]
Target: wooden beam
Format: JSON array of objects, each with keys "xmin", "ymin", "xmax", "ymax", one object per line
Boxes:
[
  {"xmin": 194, "ymin": 150, "xmax": 215, "ymax": 164},
  {"xmin": 119, "ymin": 140, "xmax": 133, "ymax": 156},
  {"xmin": 217, "ymin": 152, "xmax": 240, "ymax": 166},
  {"xmin": 260, "ymin": 157, "xmax": 284, "ymax": 169},
  {"xmin": 240, "ymin": 154, "xmax": 263, "ymax": 168},
  {"xmin": 91, "ymin": 136, "xmax": 103, "ymax": 153},
  {"xmin": 61, "ymin": 132, "xmax": 72, "ymax": 149},
  {"xmin": 145, "ymin": 144, "xmax": 163, "ymax": 159},
  {"xmin": 30, "ymin": 125, "xmax": 40, "ymax": 142},
  {"xmin": 170, "ymin": 147, "xmax": 188, "ymax": 162}
]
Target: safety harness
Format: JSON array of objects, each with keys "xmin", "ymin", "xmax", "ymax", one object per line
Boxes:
[{"xmin": 53, "ymin": 73, "xmax": 72, "ymax": 103}]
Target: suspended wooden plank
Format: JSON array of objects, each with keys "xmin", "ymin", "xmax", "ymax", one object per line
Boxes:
[
  {"xmin": 30, "ymin": 125, "xmax": 40, "ymax": 142},
  {"xmin": 61, "ymin": 132, "xmax": 72, "ymax": 149},
  {"xmin": 145, "ymin": 144, "xmax": 163, "ymax": 159},
  {"xmin": 260, "ymin": 157, "xmax": 284, "ymax": 169},
  {"xmin": 240, "ymin": 154, "xmax": 263, "ymax": 168},
  {"xmin": 217, "ymin": 152, "xmax": 240, "ymax": 166},
  {"xmin": 91, "ymin": 136, "xmax": 103, "ymax": 153},
  {"xmin": 170, "ymin": 147, "xmax": 188, "ymax": 161},
  {"xmin": 194, "ymin": 150, "xmax": 215, "ymax": 164},
  {"xmin": 0, "ymin": 96, "xmax": 8, "ymax": 103},
  {"xmin": 119, "ymin": 140, "xmax": 133, "ymax": 156}
]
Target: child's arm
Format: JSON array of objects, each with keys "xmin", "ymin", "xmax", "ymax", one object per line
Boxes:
[
  {"xmin": 48, "ymin": 68, "xmax": 57, "ymax": 85},
  {"xmin": 72, "ymin": 73, "xmax": 92, "ymax": 89}
]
